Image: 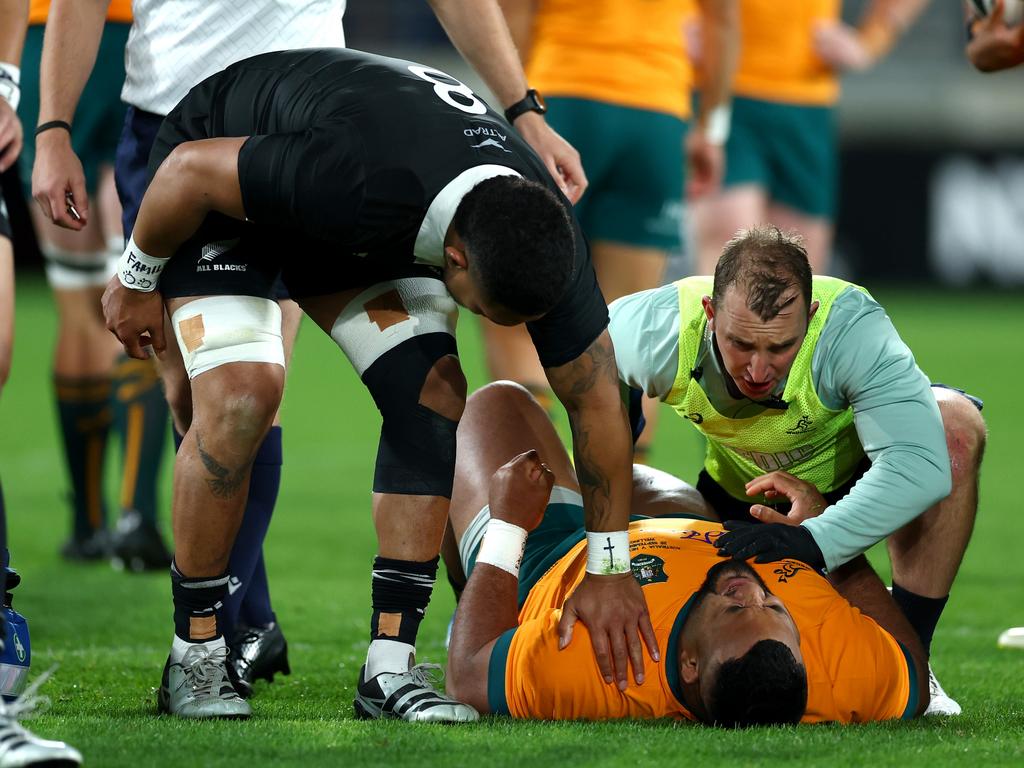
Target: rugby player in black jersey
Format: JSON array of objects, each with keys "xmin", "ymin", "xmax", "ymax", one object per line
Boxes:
[{"xmin": 101, "ymin": 48, "xmax": 658, "ymax": 722}]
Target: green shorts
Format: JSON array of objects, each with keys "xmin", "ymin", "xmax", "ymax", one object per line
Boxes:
[
  {"xmin": 545, "ymin": 96, "xmax": 686, "ymax": 250},
  {"xmin": 18, "ymin": 22, "xmax": 130, "ymax": 197},
  {"xmin": 723, "ymin": 95, "xmax": 837, "ymax": 219},
  {"xmin": 461, "ymin": 486, "xmax": 589, "ymax": 607},
  {"xmin": 460, "ymin": 486, "xmax": 710, "ymax": 607}
]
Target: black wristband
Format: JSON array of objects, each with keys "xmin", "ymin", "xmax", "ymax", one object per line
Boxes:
[{"xmin": 35, "ymin": 120, "xmax": 72, "ymax": 138}]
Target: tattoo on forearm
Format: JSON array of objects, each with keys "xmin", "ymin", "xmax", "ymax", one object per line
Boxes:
[
  {"xmin": 559, "ymin": 333, "xmax": 618, "ymax": 400},
  {"xmin": 195, "ymin": 433, "xmax": 251, "ymax": 499},
  {"xmin": 569, "ymin": 415, "xmax": 612, "ymax": 527}
]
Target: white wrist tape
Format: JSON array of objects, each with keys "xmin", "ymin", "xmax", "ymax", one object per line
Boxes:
[
  {"xmin": 476, "ymin": 519, "xmax": 528, "ymax": 577},
  {"xmin": 116, "ymin": 236, "xmax": 169, "ymax": 292},
  {"xmin": 704, "ymin": 104, "xmax": 731, "ymax": 146},
  {"xmin": 0, "ymin": 63, "xmax": 20, "ymax": 111},
  {"xmin": 586, "ymin": 531, "xmax": 631, "ymax": 575}
]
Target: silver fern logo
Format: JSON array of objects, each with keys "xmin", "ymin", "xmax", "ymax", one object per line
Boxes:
[{"xmin": 200, "ymin": 238, "xmax": 240, "ymax": 262}]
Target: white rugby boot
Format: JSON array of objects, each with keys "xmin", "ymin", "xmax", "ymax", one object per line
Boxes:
[
  {"xmin": 0, "ymin": 670, "xmax": 82, "ymax": 767},
  {"xmin": 354, "ymin": 663, "xmax": 478, "ymax": 723},
  {"xmin": 923, "ymin": 663, "xmax": 961, "ymax": 717},
  {"xmin": 157, "ymin": 640, "xmax": 251, "ymax": 719}
]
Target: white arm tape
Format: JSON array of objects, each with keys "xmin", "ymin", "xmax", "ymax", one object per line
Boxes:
[
  {"xmin": 116, "ymin": 235, "xmax": 169, "ymax": 292},
  {"xmin": 0, "ymin": 63, "xmax": 20, "ymax": 111},
  {"xmin": 586, "ymin": 530, "xmax": 631, "ymax": 575},
  {"xmin": 476, "ymin": 519, "xmax": 528, "ymax": 577},
  {"xmin": 704, "ymin": 104, "xmax": 732, "ymax": 146}
]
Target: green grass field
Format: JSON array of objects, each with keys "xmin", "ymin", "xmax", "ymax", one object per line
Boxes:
[{"xmin": 1, "ymin": 274, "xmax": 1022, "ymax": 767}]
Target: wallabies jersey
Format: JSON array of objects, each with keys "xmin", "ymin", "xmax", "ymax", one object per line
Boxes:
[
  {"xmin": 149, "ymin": 48, "xmax": 607, "ymax": 367},
  {"xmin": 488, "ymin": 517, "xmax": 917, "ymax": 723}
]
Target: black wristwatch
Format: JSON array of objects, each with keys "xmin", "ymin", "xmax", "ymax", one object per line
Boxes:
[{"xmin": 504, "ymin": 89, "xmax": 547, "ymax": 124}]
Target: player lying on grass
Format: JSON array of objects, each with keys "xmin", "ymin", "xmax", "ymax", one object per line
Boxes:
[{"xmin": 444, "ymin": 381, "xmax": 930, "ymax": 726}]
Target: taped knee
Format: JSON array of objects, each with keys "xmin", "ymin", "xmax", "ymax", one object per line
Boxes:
[
  {"xmin": 328, "ymin": 276, "xmax": 461, "ymax": 497},
  {"xmin": 171, "ymin": 296, "xmax": 285, "ymax": 379},
  {"xmin": 43, "ymin": 245, "xmax": 111, "ymax": 290},
  {"xmin": 364, "ymin": 334, "xmax": 462, "ymax": 498}
]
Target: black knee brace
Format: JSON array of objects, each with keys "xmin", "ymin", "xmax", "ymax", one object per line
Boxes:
[{"xmin": 362, "ymin": 333, "xmax": 461, "ymax": 498}]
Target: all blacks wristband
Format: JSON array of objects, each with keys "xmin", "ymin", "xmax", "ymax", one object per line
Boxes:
[
  {"xmin": 116, "ymin": 235, "xmax": 169, "ymax": 292},
  {"xmin": 476, "ymin": 519, "xmax": 528, "ymax": 577},
  {"xmin": 586, "ymin": 531, "xmax": 631, "ymax": 575}
]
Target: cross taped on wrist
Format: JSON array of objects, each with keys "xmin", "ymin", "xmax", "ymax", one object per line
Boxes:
[
  {"xmin": 116, "ymin": 235, "xmax": 169, "ymax": 292},
  {"xmin": 586, "ymin": 530, "xmax": 631, "ymax": 575},
  {"xmin": 476, "ymin": 518, "xmax": 528, "ymax": 577}
]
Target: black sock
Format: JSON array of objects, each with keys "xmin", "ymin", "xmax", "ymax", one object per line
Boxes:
[
  {"xmin": 370, "ymin": 556, "xmax": 438, "ymax": 646},
  {"xmin": 171, "ymin": 560, "xmax": 229, "ymax": 643},
  {"xmin": 891, "ymin": 581, "xmax": 948, "ymax": 656},
  {"xmin": 55, "ymin": 376, "xmax": 112, "ymax": 538},
  {"xmin": 111, "ymin": 355, "xmax": 168, "ymax": 524}
]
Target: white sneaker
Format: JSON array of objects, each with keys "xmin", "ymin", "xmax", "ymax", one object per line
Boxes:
[
  {"xmin": 0, "ymin": 670, "xmax": 82, "ymax": 767},
  {"xmin": 997, "ymin": 627, "xmax": 1024, "ymax": 649},
  {"xmin": 353, "ymin": 663, "xmax": 478, "ymax": 723},
  {"xmin": 923, "ymin": 664, "xmax": 961, "ymax": 717}
]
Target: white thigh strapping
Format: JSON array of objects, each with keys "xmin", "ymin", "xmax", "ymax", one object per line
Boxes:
[
  {"xmin": 330, "ymin": 277, "xmax": 458, "ymax": 376},
  {"xmin": 171, "ymin": 296, "xmax": 285, "ymax": 380}
]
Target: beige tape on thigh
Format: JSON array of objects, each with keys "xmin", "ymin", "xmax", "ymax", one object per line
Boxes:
[
  {"xmin": 171, "ymin": 296, "xmax": 285, "ymax": 379},
  {"xmin": 330, "ymin": 277, "xmax": 458, "ymax": 376}
]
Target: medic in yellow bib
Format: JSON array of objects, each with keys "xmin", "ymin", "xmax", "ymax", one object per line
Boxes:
[
  {"xmin": 443, "ymin": 381, "xmax": 930, "ymax": 725},
  {"xmin": 606, "ymin": 225, "xmax": 986, "ymax": 715}
]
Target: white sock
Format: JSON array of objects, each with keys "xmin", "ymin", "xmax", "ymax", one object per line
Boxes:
[
  {"xmin": 171, "ymin": 635, "xmax": 225, "ymax": 664},
  {"xmin": 365, "ymin": 639, "xmax": 415, "ymax": 678}
]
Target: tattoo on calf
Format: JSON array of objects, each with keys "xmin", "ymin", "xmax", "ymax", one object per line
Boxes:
[{"xmin": 195, "ymin": 433, "xmax": 252, "ymax": 499}]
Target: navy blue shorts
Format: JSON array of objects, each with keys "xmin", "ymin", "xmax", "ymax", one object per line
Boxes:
[
  {"xmin": 114, "ymin": 106, "xmax": 163, "ymax": 238},
  {"xmin": 113, "ymin": 106, "xmax": 290, "ymax": 300}
]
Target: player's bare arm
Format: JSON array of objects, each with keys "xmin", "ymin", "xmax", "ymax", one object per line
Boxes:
[
  {"xmin": 446, "ymin": 450, "xmax": 554, "ymax": 712},
  {"xmin": 429, "ymin": 0, "xmax": 587, "ymax": 202},
  {"xmin": 496, "ymin": 0, "xmax": 537, "ymax": 61},
  {"xmin": 544, "ymin": 329, "xmax": 660, "ymax": 690},
  {"xmin": 686, "ymin": 0, "xmax": 738, "ymax": 199},
  {"xmin": 31, "ymin": 0, "xmax": 108, "ymax": 229},
  {"xmin": 101, "ymin": 137, "xmax": 248, "ymax": 359},
  {"xmin": 814, "ymin": 0, "xmax": 931, "ymax": 72},
  {"xmin": 828, "ymin": 555, "xmax": 930, "ymax": 716}
]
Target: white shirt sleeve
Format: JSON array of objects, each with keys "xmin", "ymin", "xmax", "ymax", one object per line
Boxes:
[{"xmin": 607, "ymin": 284, "xmax": 682, "ymax": 401}]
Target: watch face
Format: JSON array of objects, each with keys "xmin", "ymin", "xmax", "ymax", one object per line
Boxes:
[{"xmin": 531, "ymin": 90, "xmax": 547, "ymax": 112}]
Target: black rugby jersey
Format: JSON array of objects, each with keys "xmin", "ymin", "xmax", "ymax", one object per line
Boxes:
[{"xmin": 150, "ymin": 47, "xmax": 607, "ymax": 368}]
